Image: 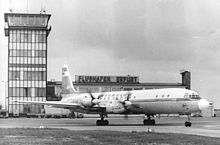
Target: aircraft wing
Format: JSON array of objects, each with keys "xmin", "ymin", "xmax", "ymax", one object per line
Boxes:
[{"xmin": 15, "ymin": 100, "xmax": 81, "ymax": 109}]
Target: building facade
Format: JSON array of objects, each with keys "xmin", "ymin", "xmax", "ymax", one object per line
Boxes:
[
  {"xmin": 47, "ymin": 72, "xmax": 190, "ymax": 101},
  {"xmin": 4, "ymin": 12, "xmax": 51, "ymax": 116}
]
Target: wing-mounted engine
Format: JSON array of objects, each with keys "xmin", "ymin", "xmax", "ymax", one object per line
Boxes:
[
  {"xmin": 105, "ymin": 100, "xmax": 126, "ymax": 114},
  {"xmin": 80, "ymin": 93, "xmax": 102, "ymax": 107},
  {"xmin": 105, "ymin": 92, "xmax": 133, "ymax": 114},
  {"xmin": 80, "ymin": 92, "xmax": 133, "ymax": 114},
  {"xmin": 80, "ymin": 93, "xmax": 93, "ymax": 107},
  {"xmin": 121, "ymin": 92, "xmax": 132, "ymax": 108}
]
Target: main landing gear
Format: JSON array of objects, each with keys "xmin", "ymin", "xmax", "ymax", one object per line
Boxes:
[
  {"xmin": 96, "ymin": 114, "xmax": 109, "ymax": 126},
  {"xmin": 143, "ymin": 115, "xmax": 155, "ymax": 125},
  {"xmin": 185, "ymin": 114, "xmax": 192, "ymax": 127}
]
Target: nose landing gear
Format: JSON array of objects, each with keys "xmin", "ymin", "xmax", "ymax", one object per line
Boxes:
[{"xmin": 185, "ymin": 114, "xmax": 192, "ymax": 127}]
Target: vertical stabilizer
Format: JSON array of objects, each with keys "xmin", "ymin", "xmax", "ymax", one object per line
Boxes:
[{"xmin": 62, "ymin": 65, "xmax": 78, "ymax": 94}]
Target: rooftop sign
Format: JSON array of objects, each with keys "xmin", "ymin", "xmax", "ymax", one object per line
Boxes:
[{"xmin": 75, "ymin": 75, "xmax": 139, "ymax": 84}]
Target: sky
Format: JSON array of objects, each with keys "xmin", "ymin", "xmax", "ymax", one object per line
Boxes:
[{"xmin": 0, "ymin": 0, "xmax": 220, "ymax": 108}]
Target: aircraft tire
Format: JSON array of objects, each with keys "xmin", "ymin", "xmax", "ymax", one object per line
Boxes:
[
  {"xmin": 104, "ymin": 120, "xmax": 109, "ymax": 125},
  {"xmin": 151, "ymin": 119, "xmax": 155, "ymax": 125},
  {"xmin": 143, "ymin": 119, "xmax": 155, "ymax": 125},
  {"xmin": 185, "ymin": 121, "xmax": 192, "ymax": 127},
  {"xmin": 96, "ymin": 120, "xmax": 101, "ymax": 126},
  {"xmin": 96, "ymin": 120, "xmax": 109, "ymax": 126}
]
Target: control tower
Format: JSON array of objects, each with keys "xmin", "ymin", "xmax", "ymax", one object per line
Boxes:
[{"xmin": 4, "ymin": 12, "xmax": 51, "ymax": 117}]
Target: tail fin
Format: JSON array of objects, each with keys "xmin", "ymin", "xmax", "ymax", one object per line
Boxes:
[{"xmin": 61, "ymin": 65, "xmax": 78, "ymax": 94}]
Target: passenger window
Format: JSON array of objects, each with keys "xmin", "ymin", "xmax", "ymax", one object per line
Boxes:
[
  {"xmin": 167, "ymin": 95, "xmax": 170, "ymax": 98},
  {"xmin": 162, "ymin": 95, "xmax": 164, "ymax": 98},
  {"xmin": 184, "ymin": 93, "xmax": 189, "ymax": 98},
  {"xmin": 156, "ymin": 95, "xmax": 158, "ymax": 98}
]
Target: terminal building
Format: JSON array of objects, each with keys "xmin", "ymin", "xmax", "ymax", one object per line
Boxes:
[
  {"xmin": 4, "ymin": 12, "xmax": 51, "ymax": 117},
  {"xmin": 47, "ymin": 71, "xmax": 191, "ymax": 101}
]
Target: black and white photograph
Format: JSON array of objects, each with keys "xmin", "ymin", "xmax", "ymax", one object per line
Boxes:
[{"xmin": 0, "ymin": 0, "xmax": 220, "ymax": 144}]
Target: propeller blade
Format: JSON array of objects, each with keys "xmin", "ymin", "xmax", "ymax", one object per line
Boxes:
[
  {"xmin": 126, "ymin": 92, "xmax": 132, "ymax": 101},
  {"xmin": 90, "ymin": 93, "xmax": 103, "ymax": 105},
  {"xmin": 122, "ymin": 92, "xmax": 133, "ymax": 119}
]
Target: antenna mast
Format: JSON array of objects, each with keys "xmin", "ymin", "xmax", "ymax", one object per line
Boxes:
[
  {"xmin": 40, "ymin": 0, "xmax": 46, "ymax": 14},
  {"xmin": 26, "ymin": 0, "xmax": 28, "ymax": 13},
  {"xmin": 9, "ymin": 0, "xmax": 13, "ymax": 12}
]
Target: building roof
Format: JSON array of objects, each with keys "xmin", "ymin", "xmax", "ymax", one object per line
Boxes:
[
  {"xmin": 47, "ymin": 81, "xmax": 185, "ymax": 87},
  {"xmin": 4, "ymin": 12, "xmax": 51, "ymax": 23},
  {"xmin": 4, "ymin": 12, "xmax": 52, "ymax": 36}
]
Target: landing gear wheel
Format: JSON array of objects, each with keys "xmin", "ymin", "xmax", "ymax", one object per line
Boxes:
[
  {"xmin": 152, "ymin": 119, "xmax": 155, "ymax": 125},
  {"xmin": 96, "ymin": 120, "xmax": 101, "ymax": 126},
  {"xmin": 96, "ymin": 120, "xmax": 109, "ymax": 126},
  {"xmin": 185, "ymin": 121, "xmax": 192, "ymax": 127},
  {"xmin": 104, "ymin": 120, "xmax": 109, "ymax": 125},
  {"xmin": 143, "ymin": 119, "xmax": 155, "ymax": 125}
]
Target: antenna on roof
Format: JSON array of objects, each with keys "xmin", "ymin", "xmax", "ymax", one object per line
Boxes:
[
  {"xmin": 40, "ymin": 0, "xmax": 46, "ymax": 14},
  {"xmin": 26, "ymin": 0, "xmax": 29, "ymax": 13},
  {"xmin": 40, "ymin": 8, "xmax": 46, "ymax": 14},
  {"xmin": 9, "ymin": 0, "xmax": 13, "ymax": 12}
]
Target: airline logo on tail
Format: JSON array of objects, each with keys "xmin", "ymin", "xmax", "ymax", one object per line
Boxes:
[{"xmin": 61, "ymin": 65, "xmax": 78, "ymax": 94}]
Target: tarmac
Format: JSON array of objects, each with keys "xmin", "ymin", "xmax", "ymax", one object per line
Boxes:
[{"xmin": 0, "ymin": 116, "xmax": 220, "ymax": 138}]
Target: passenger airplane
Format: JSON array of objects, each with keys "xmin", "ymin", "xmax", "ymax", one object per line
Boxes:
[{"xmin": 16, "ymin": 65, "xmax": 210, "ymax": 127}]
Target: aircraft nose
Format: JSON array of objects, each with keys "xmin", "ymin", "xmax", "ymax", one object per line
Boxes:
[{"xmin": 198, "ymin": 99, "xmax": 210, "ymax": 110}]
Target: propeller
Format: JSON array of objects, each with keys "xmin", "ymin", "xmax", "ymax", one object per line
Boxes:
[
  {"xmin": 122, "ymin": 92, "xmax": 132, "ymax": 119},
  {"xmin": 88, "ymin": 92, "xmax": 102, "ymax": 105}
]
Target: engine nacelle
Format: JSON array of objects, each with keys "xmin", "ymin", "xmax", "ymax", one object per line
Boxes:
[
  {"xmin": 124, "ymin": 100, "xmax": 132, "ymax": 106},
  {"xmin": 92, "ymin": 99, "xmax": 101, "ymax": 104},
  {"xmin": 80, "ymin": 94, "xmax": 93, "ymax": 107},
  {"xmin": 105, "ymin": 100, "xmax": 126, "ymax": 114}
]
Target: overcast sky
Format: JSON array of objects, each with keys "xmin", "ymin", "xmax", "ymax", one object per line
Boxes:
[{"xmin": 0, "ymin": 0, "xmax": 220, "ymax": 108}]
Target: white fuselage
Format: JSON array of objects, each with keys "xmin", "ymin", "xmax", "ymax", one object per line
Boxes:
[{"xmin": 61, "ymin": 88, "xmax": 207, "ymax": 115}]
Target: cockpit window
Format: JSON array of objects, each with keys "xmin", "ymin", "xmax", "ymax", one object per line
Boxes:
[{"xmin": 189, "ymin": 94, "xmax": 201, "ymax": 99}]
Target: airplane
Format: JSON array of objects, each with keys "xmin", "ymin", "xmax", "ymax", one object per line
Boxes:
[{"xmin": 16, "ymin": 65, "xmax": 210, "ymax": 127}]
